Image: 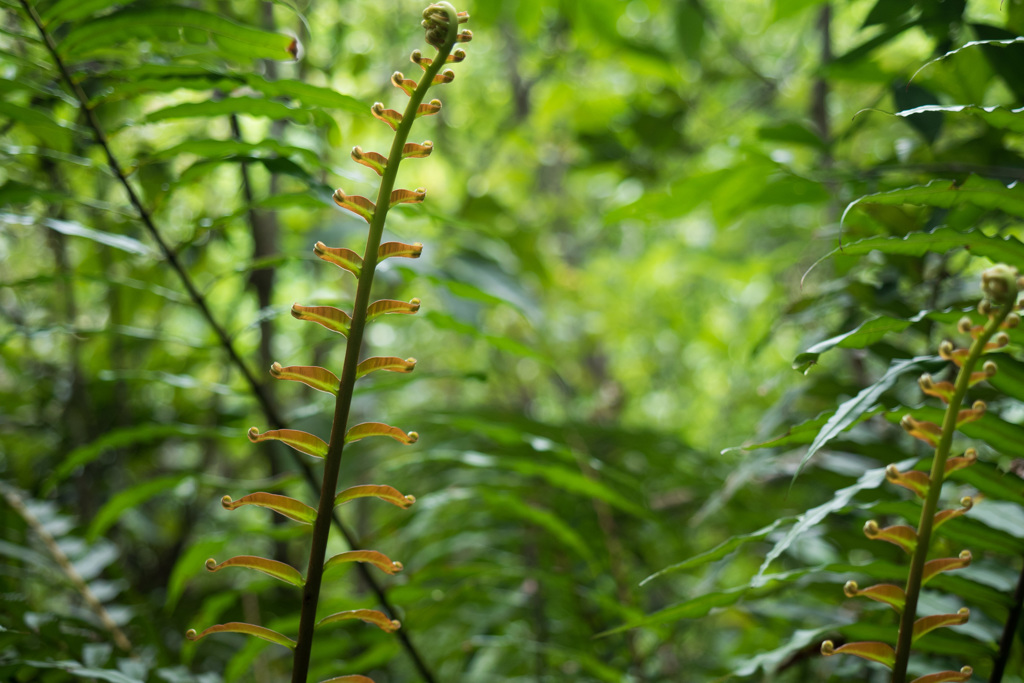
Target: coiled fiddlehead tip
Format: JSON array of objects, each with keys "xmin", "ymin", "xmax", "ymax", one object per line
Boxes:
[
  {"xmin": 972, "ymin": 399, "xmax": 987, "ymax": 413},
  {"xmin": 821, "ymin": 640, "xmax": 836, "ymax": 656},
  {"xmin": 185, "ymin": 629, "xmax": 199, "ymax": 641},
  {"xmin": 221, "ymin": 495, "xmax": 233, "ymax": 508},
  {"xmin": 960, "ymin": 495, "xmax": 974, "ymax": 510},
  {"xmin": 843, "ymin": 580, "xmax": 859, "ymax": 598},
  {"xmin": 863, "ymin": 520, "xmax": 880, "ymax": 536},
  {"xmin": 392, "ymin": 561, "xmax": 404, "ymax": 572},
  {"xmin": 938, "ymin": 340, "xmax": 955, "ymax": 359},
  {"xmin": 247, "ymin": 426, "xmax": 261, "ymax": 442},
  {"xmin": 983, "ymin": 360, "xmax": 998, "ymax": 376},
  {"xmin": 982, "ymin": 264, "xmax": 1020, "ymax": 305},
  {"xmin": 205, "ymin": 558, "xmax": 218, "ymax": 571},
  {"xmin": 958, "ymin": 549, "xmax": 972, "ymax": 561},
  {"xmin": 270, "ymin": 362, "xmax": 284, "ymax": 376},
  {"xmin": 407, "ymin": 431, "xmax": 420, "ymax": 444},
  {"xmin": 404, "ymin": 494, "xmax": 417, "ymax": 504},
  {"xmin": 957, "ymin": 316, "xmax": 973, "ymax": 333},
  {"xmin": 1005, "ymin": 312, "xmax": 1020, "ymax": 328}
]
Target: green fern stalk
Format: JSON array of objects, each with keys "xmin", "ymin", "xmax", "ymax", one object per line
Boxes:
[
  {"xmin": 186, "ymin": 5, "xmax": 472, "ymax": 682},
  {"xmin": 823, "ymin": 265, "xmax": 1021, "ymax": 683}
]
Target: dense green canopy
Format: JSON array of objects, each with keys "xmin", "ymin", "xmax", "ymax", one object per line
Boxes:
[{"xmin": 3, "ymin": 0, "xmax": 1024, "ymax": 681}]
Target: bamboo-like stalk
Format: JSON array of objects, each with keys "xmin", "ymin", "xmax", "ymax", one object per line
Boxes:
[
  {"xmin": 289, "ymin": 6, "xmax": 464, "ymax": 680},
  {"xmin": 890, "ymin": 275, "xmax": 1016, "ymax": 682}
]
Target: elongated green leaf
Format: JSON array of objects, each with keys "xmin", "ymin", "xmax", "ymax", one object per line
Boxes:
[
  {"xmin": 911, "ymin": 37, "xmax": 1024, "ymax": 81},
  {"xmin": 345, "ymin": 422, "xmax": 418, "ymax": 445},
  {"xmin": 796, "ymin": 357, "xmax": 935, "ymax": 476},
  {"xmin": 805, "ymin": 229, "xmax": 1024, "ymax": 283},
  {"xmin": 0, "ymin": 213, "xmax": 152, "ymax": 256},
  {"xmin": 756, "ymin": 458, "xmax": 917, "ymax": 581},
  {"xmin": 0, "ymin": 102, "xmax": 74, "ymax": 148},
  {"xmin": 640, "ymin": 516, "xmax": 796, "ymax": 586},
  {"xmin": 845, "ymin": 176, "xmax": 1024, "ymax": 224},
  {"xmin": 895, "ymin": 104, "xmax": 1024, "ymax": 134},
  {"xmin": 885, "ymin": 406, "xmax": 1024, "ymax": 458},
  {"xmin": 88, "ymin": 474, "xmax": 190, "ymax": 541},
  {"xmin": 60, "ymin": 7, "xmax": 298, "ymax": 61},
  {"xmin": 793, "ymin": 312, "xmax": 926, "ymax": 372},
  {"xmin": 205, "ymin": 555, "xmax": 304, "ymax": 587},
  {"xmin": 147, "ymin": 138, "xmax": 323, "ymax": 169},
  {"xmin": 480, "ymin": 491, "xmax": 595, "ymax": 563},
  {"xmin": 143, "ymin": 98, "xmax": 339, "ymax": 146},
  {"xmin": 41, "ymin": 0, "xmax": 123, "ymax": 26},
  {"xmin": 747, "ymin": 406, "xmax": 887, "ymax": 450},
  {"xmin": 317, "ymin": 610, "xmax": 401, "ymax": 633},
  {"xmin": 186, "ymin": 622, "xmax": 296, "ymax": 649},
  {"xmin": 324, "ymin": 550, "xmax": 403, "ymax": 575},
  {"xmin": 334, "ymin": 484, "xmax": 416, "ymax": 509},
  {"xmin": 356, "ymin": 356, "xmax": 417, "ymax": 379},
  {"xmin": 221, "ymin": 492, "xmax": 316, "ymax": 524}
]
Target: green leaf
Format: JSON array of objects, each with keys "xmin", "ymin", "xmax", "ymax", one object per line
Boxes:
[
  {"xmin": 910, "ymin": 37, "xmax": 1024, "ymax": 82},
  {"xmin": 479, "ymin": 491, "xmax": 596, "ymax": 564},
  {"xmin": 805, "ymin": 229, "xmax": 1024, "ymax": 284},
  {"xmin": 793, "ymin": 312, "xmax": 926, "ymax": 372},
  {"xmin": 895, "ymin": 104, "xmax": 1024, "ymax": 134},
  {"xmin": 0, "ymin": 213, "xmax": 152, "ymax": 256},
  {"xmin": 844, "ymin": 176, "xmax": 1024, "ymax": 223},
  {"xmin": 0, "ymin": 102, "xmax": 74, "ymax": 148},
  {"xmin": 87, "ymin": 474, "xmax": 190, "ymax": 541},
  {"xmin": 143, "ymin": 97, "xmax": 340, "ymax": 146},
  {"xmin": 186, "ymin": 622, "xmax": 296, "ymax": 649},
  {"xmin": 59, "ymin": 6, "xmax": 298, "ymax": 61},
  {"xmin": 205, "ymin": 555, "xmax": 305, "ymax": 587}
]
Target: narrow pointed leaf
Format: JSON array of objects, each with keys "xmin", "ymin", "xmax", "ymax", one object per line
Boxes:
[
  {"xmin": 291, "ymin": 304, "xmax": 351, "ymax": 337},
  {"xmin": 933, "ymin": 499, "xmax": 973, "ymax": 531},
  {"xmin": 351, "ymin": 146, "xmax": 387, "ymax": 176},
  {"xmin": 366, "ymin": 298, "xmax": 421, "ymax": 322},
  {"xmin": 793, "ymin": 314, "xmax": 920, "ymax": 371},
  {"xmin": 820, "ymin": 640, "xmax": 895, "ymax": 668},
  {"xmin": 371, "ymin": 103, "xmax": 403, "ymax": 130},
  {"xmin": 221, "ymin": 492, "xmax": 317, "ymax": 524},
  {"xmin": 324, "ymin": 550, "xmax": 403, "ymax": 575},
  {"xmin": 356, "ymin": 357, "xmax": 417, "ymax": 379},
  {"xmin": 402, "ymin": 141, "xmax": 433, "ymax": 159},
  {"xmin": 314, "ymin": 242, "xmax": 362, "ymax": 278},
  {"xmin": 332, "ymin": 190, "xmax": 375, "ymax": 224},
  {"xmin": 270, "ymin": 362, "xmax": 339, "ymax": 396},
  {"xmin": 912, "ymin": 608, "xmax": 970, "ymax": 642},
  {"xmin": 205, "ymin": 555, "xmax": 304, "ymax": 587},
  {"xmin": 378, "ymin": 241, "xmax": 423, "ymax": 261},
  {"xmin": 944, "ymin": 451, "xmax": 978, "ymax": 478},
  {"xmin": 248, "ymin": 427, "xmax": 328, "ymax": 458},
  {"xmin": 389, "ymin": 188, "xmax": 426, "ymax": 208},
  {"xmin": 896, "ymin": 105, "xmax": 1024, "ymax": 135},
  {"xmin": 922, "ymin": 551, "xmax": 972, "ymax": 585},
  {"xmin": 864, "ymin": 521, "xmax": 918, "ymax": 553},
  {"xmin": 334, "ymin": 484, "xmax": 416, "ymax": 509},
  {"xmin": 344, "ymin": 422, "xmax": 418, "ymax": 445},
  {"xmin": 910, "ymin": 666, "xmax": 974, "ymax": 683},
  {"xmin": 317, "ymin": 609, "xmax": 401, "ymax": 633},
  {"xmin": 186, "ymin": 622, "xmax": 296, "ymax": 649}
]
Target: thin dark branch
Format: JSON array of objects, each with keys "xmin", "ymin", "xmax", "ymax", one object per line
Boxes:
[{"xmin": 990, "ymin": 556, "xmax": 1024, "ymax": 683}]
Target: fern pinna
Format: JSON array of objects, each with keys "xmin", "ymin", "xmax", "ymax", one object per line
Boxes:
[
  {"xmin": 822, "ymin": 265, "xmax": 1022, "ymax": 683},
  {"xmin": 186, "ymin": 4, "xmax": 472, "ymax": 681}
]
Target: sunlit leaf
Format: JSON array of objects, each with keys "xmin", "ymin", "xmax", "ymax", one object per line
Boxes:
[
  {"xmin": 377, "ymin": 241, "xmax": 423, "ymax": 261},
  {"xmin": 356, "ymin": 356, "xmax": 417, "ymax": 379},
  {"xmin": 793, "ymin": 313, "xmax": 923, "ymax": 372},
  {"xmin": 317, "ymin": 609, "xmax": 401, "ymax": 633},
  {"xmin": 912, "ymin": 608, "xmax": 970, "ymax": 642},
  {"xmin": 205, "ymin": 555, "xmax": 304, "ymax": 587},
  {"xmin": 248, "ymin": 427, "xmax": 328, "ymax": 458},
  {"xmin": 344, "ymin": 422, "xmax": 419, "ymax": 445},
  {"xmin": 334, "ymin": 484, "xmax": 416, "ymax": 509},
  {"xmin": 820, "ymin": 640, "xmax": 895, "ymax": 668},
  {"xmin": 1, "ymin": 213, "xmax": 152, "ymax": 256},
  {"xmin": 186, "ymin": 622, "xmax": 295, "ymax": 649},
  {"xmin": 88, "ymin": 474, "xmax": 190, "ymax": 541},
  {"xmin": 323, "ymin": 550, "xmax": 403, "ymax": 575},
  {"xmin": 291, "ymin": 304, "xmax": 351, "ymax": 337},
  {"xmin": 270, "ymin": 362, "xmax": 339, "ymax": 395},
  {"xmin": 314, "ymin": 242, "xmax": 362, "ymax": 278},
  {"xmin": 366, "ymin": 298, "xmax": 421, "ymax": 322},
  {"xmin": 221, "ymin": 492, "xmax": 316, "ymax": 524}
]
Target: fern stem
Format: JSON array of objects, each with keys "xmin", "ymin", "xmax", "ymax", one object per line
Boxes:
[
  {"xmin": 289, "ymin": 9, "xmax": 462, "ymax": 681},
  {"xmin": 19, "ymin": 3, "xmax": 438, "ymax": 679},
  {"xmin": 891, "ymin": 303, "xmax": 1012, "ymax": 681}
]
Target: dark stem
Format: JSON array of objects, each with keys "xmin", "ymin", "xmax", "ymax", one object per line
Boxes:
[
  {"xmin": 289, "ymin": 9, "xmax": 461, "ymax": 681},
  {"xmin": 18, "ymin": 2, "xmax": 438, "ymax": 680},
  {"xmin": 990, "ymin": 556, "xmax": 1024, "ymax": 683}
]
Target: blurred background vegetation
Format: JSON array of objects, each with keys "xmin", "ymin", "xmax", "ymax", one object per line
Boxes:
[{"xmin": 3, "ymin": 0, "xmax": 1024, "ymax": 680}]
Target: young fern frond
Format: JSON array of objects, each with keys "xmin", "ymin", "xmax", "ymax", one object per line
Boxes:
[
  {"xmin": 822, "ymin": 265, "xmax": 1022, "ymax": 683},
  {"xmin": 187, "ymin": 4, "xmax": 472, "ymax": 681}
]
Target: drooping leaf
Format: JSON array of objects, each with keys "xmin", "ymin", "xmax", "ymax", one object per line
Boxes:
[
  {"xmin": 844, "ymin": 581, "xmax": 906, "ymax": 612},
  {"xmin": 911, "ymin": 36, "xmax": 1024, "ymax": 82},
  {"xmin": 221, "ymin": 492, "xmax": 317, "ymax": 524},
  {"xmin": 0, "ymin": 102, "xmax": 74, "ymax": 148},
  {"xmin": 314, "ymin": 242, "xmax": 362, "ymax": 278},
  {"xmin": 186, "ymin": 622, "xmax": 296, "ymax": 649},
  {"xmin": 143, "ymin": 97, "xmax": 339, "ymax": 145},
  {"xmin": 910, "ymin": 666, "xmax": 974, "ymax": 683},
  {"xmin": 355, "ymin": 356, "xmax": 417, "ymax": 379},
  {"xmin": 895, "ymin": 104, "xmax": 1024, "ymax": 135},
  {"xmin": 377, "ymin": 241, "xmax": 423, "ymax": 260},
  {"xmin": 323, "ymin": 550, "xmax": 403, "ymax": 575},
  {"xmin": 344, "ymin": 422, "xmax": 418, "ymax": 445},
  {"xmin": 922, "ymin": 551, "xmax": 972, "ymax": 585},
  {"xmin": 820, "ymin": 640, "xmax": 895, "ymax": 668},
  {"xmin": 317, "ymin": 610, "xmax": 401, "ymax": 633},
  {"xmin": 248, "ymin": 427, "xmax": 328, "ymax": 458},
  {"xmin": 205, "ymin": 555, "xmax": 304, "ymax": 587},
  {"xmin": 334, "ymin": 484, "xmax": 416, "ymax": 509},
  {"xmin": 795, "ymin": 357, "xmax": 936, "ymax": 476},
  {"xmin": 844, "ymin": 176, "xmax": 1024, "ymax": 224},
  {"xmin": 793, "ymin": 312, "xmax": 925, "ymax": 372},
  {"xmin": 269, "ymin": 363, "xmax": 339, "ymax": 395}
]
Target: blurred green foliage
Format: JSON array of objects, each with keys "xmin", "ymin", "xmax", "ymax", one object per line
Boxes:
[{"xmin": 3, "ymin": 0, "xmax": 1024, "ymax": 680}]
